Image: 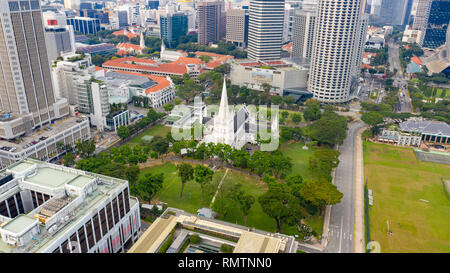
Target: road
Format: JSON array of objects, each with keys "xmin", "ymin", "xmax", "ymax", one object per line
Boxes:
[
  {"xmin": 388, "ymin": 41, "xmax": 412, "ymax": 113},
  {"xmin": 324, "ymin": 121, "xmax": 365, "ymax": 253}
]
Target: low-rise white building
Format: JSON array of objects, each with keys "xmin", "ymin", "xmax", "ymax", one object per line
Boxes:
[{"xmin": 230, "ymin": 59, "xmax": 308, "ymax": 96}]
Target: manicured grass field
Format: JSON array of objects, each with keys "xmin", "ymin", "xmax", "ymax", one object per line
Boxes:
[
  {"xmin": 363, "ymin": 142, "xmax": 450, "ymax": 253},
  {"xmin": 141, "ymin": 162, "xmax": 221, "ymax": 214},
  {"xmin": 127, "ymin": 125, "xmax": 172, "ymax": 146}
]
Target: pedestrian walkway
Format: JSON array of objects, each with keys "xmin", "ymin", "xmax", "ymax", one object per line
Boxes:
[{"xmin": 210, "ymin": 168, "xmax": 229, "ymax": 207}]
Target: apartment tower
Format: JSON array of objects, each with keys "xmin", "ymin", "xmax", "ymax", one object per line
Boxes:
[
  {"xmin": 247, "ymin": 0, "xmax": 285, "ymax": 61},
  {"xmin": 308, "ymin": 0, "xmax": 363, "ymax": 103}
]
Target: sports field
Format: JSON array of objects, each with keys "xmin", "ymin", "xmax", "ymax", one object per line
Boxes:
[{"xmin": 363, "ymin": 142, "xmax": 450, "ymax": 253}]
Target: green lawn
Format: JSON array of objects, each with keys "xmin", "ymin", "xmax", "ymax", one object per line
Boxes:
[
  {"xmin": 127, "ymin": 125, "xmax": 171, "ymax": 146},
  {"xmin": 279, "ymin": 141, "xmax": 316, "ymax": 179},
  {"xmin": 364, "ymin": 142, "xmax": 450, "ymax": 253},
  {"xmin": 141, "ymin": 162, "xmax": 221, "ymax": 214},
  {"xmin": 139, "ymin": 141, "xmax": 322, "ymax": 237}
]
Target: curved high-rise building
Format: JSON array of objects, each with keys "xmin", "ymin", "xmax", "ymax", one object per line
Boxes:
[{"xmin": 308, "ymin": 0, "xmax": 363, "ymax": 103}]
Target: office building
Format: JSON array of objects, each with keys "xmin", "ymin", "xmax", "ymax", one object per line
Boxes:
[
  {"xmin": 373, "ymin": 0, "xmax": 414, "ymax": 26},
  {"xmin": 0, "ymin": 0, "xmax": 70, "ymax": 139},
  {"xmin": 291, "ymin": 10, "xmax": 316, "ymax": 60},
  {"xmin": 197, "ymin": 0, "xmax": 222, "ymax": 45},
  {"xmin": 353, "ymin": 14, "xmax": 370, "ymax": 79},
  {"xmin": 226, "ymin": 9, "xmax": 249, "ymax": 48},
  {"xmin": 67, "ymin": 17, "xmax": 101, "ymax": 35},
  {"xmin": 247, "ymin": 0, "xmax": 285, "ymax": 61},
  {"xmin": 43, "ymin": 11, "xmax": 76, "ymax": 63},
  {"xmin": 0, "ymin": 158, "xmax": 141, "ymax": 253},
  {"xmin": 420, "ymin": 0, "xmax": 450, "ymax": 49},
  {"xmin": 308, "ymin": 0, "xmax": 363, "ymax": 103},
  {"xmin": 160, "ymin": 11, "xmax": 189, "ymax": 48}
]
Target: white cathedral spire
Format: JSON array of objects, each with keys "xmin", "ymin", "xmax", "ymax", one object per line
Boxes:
[{"xmin": 217, "ymin": 78, "xmax": 229, "ymax": 123}]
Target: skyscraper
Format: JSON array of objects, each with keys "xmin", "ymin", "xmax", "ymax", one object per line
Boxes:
[
  {"xmin": 160, "ymin": 11, "xmax": 188, "ymax": 48},
  {"xmin": 197, "ymin": 0, "xmax": 222, "ymax": 45},
  {"xmin": 416, "ymin": 0, "xmax": 450, "ymax": 49},
  {"xmin": 0, "ymin": 0, "xmax": 69, "ymax": 139},
  {"xmin": 226, "ymin": 9, "xmax": 249, "ymax": 48},
  {"xmin": 292, "ymin": 10, "xmax": 316, "ymax": 60},
  {"xmin": 247, "ymin": 0, "xmax": 285, "ymax": 61},
  {"xmin": 376, "ymin": 0, "xmax": 414, "ymax": 26},
  {"xmin": 308, "ymin": 0, "xmax": 363, "ymax": 103}
]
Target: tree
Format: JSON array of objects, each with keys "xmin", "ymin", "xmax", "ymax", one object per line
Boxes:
[
  {"xmin": 136, "ymin": 172, "xmax": 164, "ymax": 203},
  {"xmin": 303, "ymin": 99, "xmax": 322, "ymax": 121},
  {"xmin": 259, "ymin": 185, "xmax": 304, "ymax": 233},
  {"xmin": 194, "ymin": 165, "xmax": 214, "ymax": 202},
  {"xmin": 299, "ymin": 179, "xmax": 343, "ymax": 215},
  {"xmin": 63, "ymin": 152, "xmax": 75, "ymax": 166},
  {"xmin": 149, "ymin": 136, "xmax": 170, "ymax": 155},
  {"xmin": 117, "ymin": 125, "xmax": 130, "ymax": 140},
  {"xmin": 237, "ymin": 194, "xmax": 255, "ymax": 226},
  {"xmin": 361, "ymin": 111, "xmax": 384, "ymax": 134},
  {"xmin": 307, "ymin": 110, "xmax": 347, "ymax": 146},
  {"xmin": 164, "ymin": 103, "xmax": 174, "ymax": 112},
  {"xmin": 76, "ymin": 140, "xmax": 96, "ymax": 158},
  {"xmin": 291, "ymin": 113, "xmax": 302, "ymax": 123},
  {"xmin": 125, "ymin": 165, "xmax": 140, "ymax": 188},
  {"xmin": 177, "ymin": 163, "xmax": 194, "ymax": 198},
  {"xmin": 189, "ymin": 234, "xmax": 201, "ymax": 244},
  {"xmin": 221, "ymin": 244, "xmax": 233, "ymax": 253}
]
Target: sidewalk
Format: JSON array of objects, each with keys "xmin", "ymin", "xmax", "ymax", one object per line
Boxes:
[{"xmin": 353, "ymin": 126, "xmax": 367, "ymax": 253}]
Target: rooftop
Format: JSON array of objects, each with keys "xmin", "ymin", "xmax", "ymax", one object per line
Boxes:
[
  {"xmin": 0, "ymin": 158, "xmax": 136, "ymax": 253},
  {"xmin": 0, "ymin": 115, "xmax": 89, "ymax": 153},
  {"xmin": 103, "ymin": 57, "xmax": 187, "ymax": 75},
  {"xmin": 233, "ymin": 231, "xmax": 282, "ymax": 253},
  {"xmin": 1, "ymin": 215, "xmax": 37, "ymax": 235},
  {"xmin": 400, "ymin": 120, "xmax": 450, "ymax": 137}
]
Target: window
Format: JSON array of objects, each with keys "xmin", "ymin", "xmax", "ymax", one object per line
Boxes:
[
  {"xmin": 85, "ymin": 220, "xmax": 95, "ymax": 249},
  {"xmin": 106, "ymin": 203, "xmax": 114, "ymax": 229},
  {"xmin": 93, "ymin": 214, "xmax": 102, "ymax": 243},
  {"xmin": 61, "ymin": 239, "xmax": 70, "ymax": 253},
  {"xmin": 123, "ymin": 189, "xmax": 130, "ymax": 213},
  {"xmin": 112, "ymin": 198, "xmax": 119, "ymax": 224},
  {"xmin": 118, "ymin": 193, "xmax": 125, "ymax": 219},
  {"xmin": 77, "ymin": 226, "xmax": 88, "ymax": 253}
]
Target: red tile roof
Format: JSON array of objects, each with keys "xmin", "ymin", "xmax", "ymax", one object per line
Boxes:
[
  {"xmin": 404, "ymin": 45, "xmax": 410, "ymax": 50},
  {"xmin": 103, "ymin": 57, "xmax": 187, "ymax": 75},
  {"xmin": 411, "ymin": 56, "xmax": 422, "ymax": 65},
  {"xmin": 363, "ymin": 52, "xmax": 377, "ymax": 58},
  {"xmin": 94, "ymin": 66, "xmax": 104, "ymax": 72},
  {"xmin": 282, "ymin": 42, "xmax": 293, "ymax": 52},
  {"xmin": 112, "ymin": 29, "xmax": 140, "ymax": 39},
  {"xmin": 194, "ymin": 52, "xmax": 234, "ymax": 69},
  {"xmin": 361, "ymin": 64, "xmax": 373, "ymax": 69},
  {"xmin": 117, "ymin": 43, "xmax": 143, "ymax": 51},
  {"xmin": 172, "ymin": 57, "xmax": 205, "ymax": 65}
]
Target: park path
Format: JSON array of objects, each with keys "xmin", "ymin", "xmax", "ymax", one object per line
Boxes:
[{"xmin": 209, "ymin": 168, "xmax": 229, "ymax": 207}]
